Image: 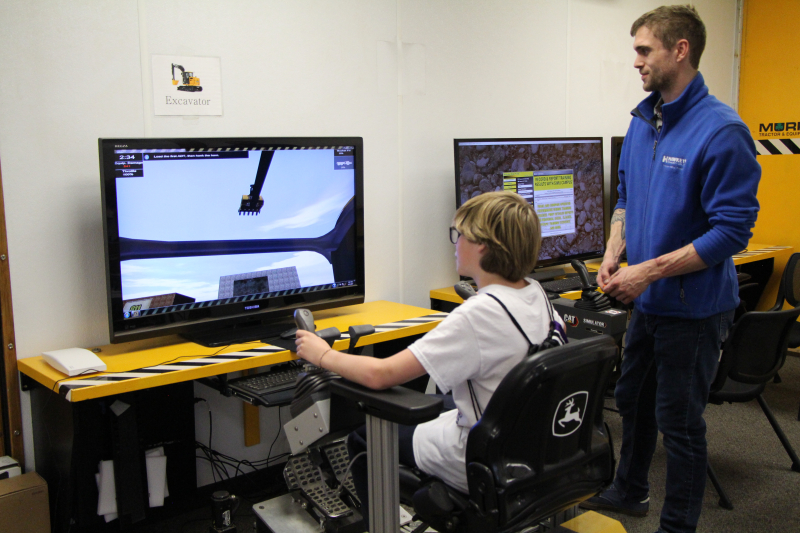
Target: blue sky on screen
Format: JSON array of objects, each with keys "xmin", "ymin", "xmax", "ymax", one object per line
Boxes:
[
  {"xmin": 116, "ymin": 149, "xmax": 353, "ymax": 301},
  {"xmin": 116, "ymin": 149, "xmax": 353, "ymax": 240}
]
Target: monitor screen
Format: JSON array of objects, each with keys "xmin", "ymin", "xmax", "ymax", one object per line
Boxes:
[
  {"xmin": 454, "ymin": 137, "xmax": 605, "ymax": 269},
  {"xmin": 100, "ymin": 137, "xmax": 364, "ymax": 346}
]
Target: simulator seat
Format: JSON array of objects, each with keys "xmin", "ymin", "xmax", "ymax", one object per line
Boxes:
[{"xmin": 398, "ymin": 335, "xmax": 619, "ymax": 533}]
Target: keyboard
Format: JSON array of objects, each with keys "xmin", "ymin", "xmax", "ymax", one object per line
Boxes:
[
  {"xmin": 226, "ymin": 362, "xmax": 304, "ymax": 406},
  {"xmin": 540, "ymin": 273, "xmax": 598, "ymax": 294}
]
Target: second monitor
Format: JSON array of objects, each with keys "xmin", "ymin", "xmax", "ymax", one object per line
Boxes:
[{"xmin": 454, "ymin": 137, "xmax": 605, "ymax": 269}]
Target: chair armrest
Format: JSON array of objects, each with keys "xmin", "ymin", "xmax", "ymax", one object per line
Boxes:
[{"xmin": 329, "ymin": 380, "xmax": 443, "ymax": 426}]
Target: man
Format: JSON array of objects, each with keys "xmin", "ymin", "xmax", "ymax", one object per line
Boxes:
[{"xmin": 580, "ymin": 5, "xmax": 760, "ymax": 533}]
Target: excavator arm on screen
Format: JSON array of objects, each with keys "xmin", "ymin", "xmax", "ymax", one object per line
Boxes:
[{"xmin": 238, "ymin": 150, "xmax": 274, "ymax": 215}]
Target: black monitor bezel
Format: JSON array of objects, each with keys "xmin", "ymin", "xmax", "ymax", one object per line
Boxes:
[
  {"xmin": 453, "ymin": 136, "xmax": 605, "ymax": 269},
  {"xmin": 99, "ymin": 136, "xmax": 365, "ymax": 345}
]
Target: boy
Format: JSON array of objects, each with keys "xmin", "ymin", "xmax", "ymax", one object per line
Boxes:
[{"xmin": 296, "ymin": 191, "xmax": 564, "ymax": 514}]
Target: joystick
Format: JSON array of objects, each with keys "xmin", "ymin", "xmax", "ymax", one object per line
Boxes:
[
  {"xmin": 294, "ymin": 308, "xmax": 316, "ymax": 332},
  {"xmin": 570, "ymin": 259, "xmax": 596, "ymax": 289},
  {"xmin": 454, "ymin": 281, "xmax": 478, "ymax": 301},
  {"xmin": 570, "ymin": 260, "xmax": 612, "ymax": 312},
  {"xmin": 347, "ymin": 324, "xmax": 376, "ymax": 355},
  {"xmin": 293, "ymin": 309, "xmax": 349, "ymax": 348},
  {"xmin": 315, "ymin": 327, "xmax": 341, "ymax": 347}
]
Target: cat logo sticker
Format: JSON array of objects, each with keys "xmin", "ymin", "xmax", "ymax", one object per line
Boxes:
[{"xmin": 552, "ymin": 391, "xmax": 588, "ymax": 437}]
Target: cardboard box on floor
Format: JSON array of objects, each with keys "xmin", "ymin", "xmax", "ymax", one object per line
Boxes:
[{"xmin": 0, "ymin": 472, "xmax": 50, "ymax": 533}]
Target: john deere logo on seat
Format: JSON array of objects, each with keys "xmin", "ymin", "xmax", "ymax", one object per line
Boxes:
[{"xmin": 552, "ymin": 391, "xmax": 588, "ymax": 437}]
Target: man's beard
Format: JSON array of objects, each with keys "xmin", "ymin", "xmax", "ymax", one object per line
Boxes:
[{"xmin": 643, "ymin": 67, "xmax": 674, "ymax": 94}]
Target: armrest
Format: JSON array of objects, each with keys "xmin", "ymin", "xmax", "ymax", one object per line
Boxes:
[{"xmin": 329, "ymin": 380, "xmax": 443, "ymax": 426}]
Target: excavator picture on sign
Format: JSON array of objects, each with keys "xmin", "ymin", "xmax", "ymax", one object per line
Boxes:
[{"xmin": 171, "ymin": 63, "xmax": 203, "ymax": 92}]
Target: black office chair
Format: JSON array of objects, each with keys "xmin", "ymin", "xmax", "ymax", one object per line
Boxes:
[
  {"xmin": 399, "ymin": 336, "xmax": 618, "ymax": 533},
  {"xmin": 767, "ymin": 253, "xmax": 800, "ymax": 418},
  {"xmin": 705, "ymin": 303, "xmax": 800, "ymax": 510},
  {"xmin": 735, "ymin": 282, "xmax": 761, "ymax": 319}
]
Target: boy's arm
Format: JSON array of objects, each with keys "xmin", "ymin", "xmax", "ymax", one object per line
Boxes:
[{"xmin": 296, "ymin": 330, "xmax": 427, "ymax": 390}]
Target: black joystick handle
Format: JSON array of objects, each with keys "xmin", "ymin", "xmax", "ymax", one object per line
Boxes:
[
  {"xmin": 570, "ymin": 260, "xmax": 594, "ymax": 289},
  {"xmin": 316, "ymin": 327, "xmax": 341, "ymax": 347},
  {"xmin": 348, "ymin": 324, "xmax": 376, "ymax": 355},
  {"xmin": 294, "ymin": 310, "xmax": 341, "ymax": 347},
  {"xmin": 454, "ymin": 281, "xmax": 478, "ymax": 301},
  {"xmin": 294, "ymin": 308, "xmax": 316, "ymax": 332}
]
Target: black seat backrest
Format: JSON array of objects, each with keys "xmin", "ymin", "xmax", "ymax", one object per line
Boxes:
[
  {"xmin": 713, "ymin": 305, "xmax": 800, "ymax": 390},
  {"xmin": 464, "ymin": 336, "xmax": 617, "ymax": 531},
  {"xmin": 783, "ymin": 253, "xmax": 800, "ymax": 308},
  {"xmin": 736, "ymin": 282, "xmax": 761, "ymax": 316},
  {"xmin": 773, "ymin": 252, "xmax": 800, "ymax": 310}
]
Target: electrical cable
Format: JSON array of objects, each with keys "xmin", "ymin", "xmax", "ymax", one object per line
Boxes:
[
  {"xmin": 266, "ymin": 406, "xmax": 284, "ymax": 470},
  {"xmin": 338, "ymin": 451, "xmax": 366, "ymax": 495},
  {"xmin": 191, "ymin": 403, "xmax": 291, "ymax": 503}
]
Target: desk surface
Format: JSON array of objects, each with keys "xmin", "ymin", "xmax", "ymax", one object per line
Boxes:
[
  {"xmin": 431, "ymin": 244, "xmax": 793, "ymax": 306},
  {"xmin": 18, "ymin": 301, "xmax": 446, "ymax": 402}
]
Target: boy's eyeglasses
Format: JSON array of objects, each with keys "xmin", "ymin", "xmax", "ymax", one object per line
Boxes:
[{"xmin": 449, "ymin": 227, "xmax": 461, "ymax": 244}]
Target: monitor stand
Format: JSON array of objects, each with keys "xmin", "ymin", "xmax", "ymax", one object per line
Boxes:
[{"xmin": 182, "ymin": 317, "xmax": 297, "ymax": 348}]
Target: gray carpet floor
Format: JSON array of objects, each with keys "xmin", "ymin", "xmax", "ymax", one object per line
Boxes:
[{"xmin": 602, "ymin": 352, "xmax": 800, "ymax": 533}]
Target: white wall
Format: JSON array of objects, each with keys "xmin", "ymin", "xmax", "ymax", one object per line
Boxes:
[
  {"xmin": 0, "ymin": 0, "xmax": 739, "ymax": 475},
  {"xmin": 397, "ymin": 0, "xmax": 740, "ymax": 306}
]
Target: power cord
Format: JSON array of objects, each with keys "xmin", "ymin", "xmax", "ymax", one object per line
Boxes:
[{"xmin": 338, "ymin": 451, "xmax": 366, "ymax": 495}]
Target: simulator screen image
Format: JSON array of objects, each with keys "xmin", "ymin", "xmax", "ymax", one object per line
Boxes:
[
  {"xmin": 456, "ymin": 139, "xmax": 604, "ymax": 263},
  {"xmin": 111, "ymin": 146, "xmax": 357, "ymax": 319}
]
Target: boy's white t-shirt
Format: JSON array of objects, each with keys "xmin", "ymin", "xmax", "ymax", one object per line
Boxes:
[{"xmin": 409, "ymin": 279, "xmax": 561, "ymax": 492}]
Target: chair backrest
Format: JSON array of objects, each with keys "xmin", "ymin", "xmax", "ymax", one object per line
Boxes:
[
  {"xmin": 783, "ymin": 253, "xmax": 800, "ymax": 308},
  {"xmin": 713, "ymin": 304, "xmax": 800, "ymax": 390},
  {"xmin": 464, "ymin": 335, "xmax": 617, "ymax": 531},
  {"xmin": 773, "ymin": 252, "xmax": 800, "ymax": 309},
  {"xmin": 737, "ymin": 282, "xmax": 761, "ymax": 315}
]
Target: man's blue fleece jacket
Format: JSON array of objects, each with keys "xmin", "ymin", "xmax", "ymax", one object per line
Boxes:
[{"xmin": 617, "ymin": 72, "xmax": 761, "ymax": 318}]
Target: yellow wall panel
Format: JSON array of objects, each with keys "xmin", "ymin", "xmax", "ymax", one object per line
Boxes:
[
  {"xmin": 739, "ymin": 0, "xmax": 800, "ymax": 304},
  {"xmin": 739, "ymin": 1, "xmax": 800, "ymax": 124}
]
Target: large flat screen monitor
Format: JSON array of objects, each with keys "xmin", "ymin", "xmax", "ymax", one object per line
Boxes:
[
  {"xmin": 454, "ymin": 137, "xmax": 605, "ymax": 269},
  {"xmin": 99, "ymin": 137, "xmax": 365, "ymax": 346}
]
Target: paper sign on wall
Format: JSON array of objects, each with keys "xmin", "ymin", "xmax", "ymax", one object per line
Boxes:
[{"xmin": 151, "ymin": 55, "xmax": 222, "ymax": 116}]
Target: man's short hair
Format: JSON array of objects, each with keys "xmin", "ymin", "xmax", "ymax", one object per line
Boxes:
[
  {"xmin": 631, "ymin": 4, "xmax": 706, "ymax": 69},
  {"xmin": 453, "ymin": 191, "xmax": 541, "ymax": 282}
]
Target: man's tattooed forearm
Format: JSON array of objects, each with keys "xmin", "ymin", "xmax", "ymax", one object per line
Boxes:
[{"xmin": 611, "ymin": 209, "xmax": 626, "ymax": 241}]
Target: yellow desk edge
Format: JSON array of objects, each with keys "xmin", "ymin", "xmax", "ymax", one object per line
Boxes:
[
  {"xmin": 430, "ymin": 244, "xmax": 793, "ymax": 306},
  {"xmin": 19, "ymin": 301, "xmax": 445, "ymax": 402}
]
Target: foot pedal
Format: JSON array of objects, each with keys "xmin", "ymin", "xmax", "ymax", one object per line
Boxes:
[
  {"xmin": 322, "ymin": 441, "xmax": 360, "ymax": 504},
  {"xmin": 284, "ymin": 453, "xmax": 352, "ymax": 518}
]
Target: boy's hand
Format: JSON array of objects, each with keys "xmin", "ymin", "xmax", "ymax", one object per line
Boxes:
[{"xmin": 295, "ymin": 329, "xmax": 332, "ymax": 366}]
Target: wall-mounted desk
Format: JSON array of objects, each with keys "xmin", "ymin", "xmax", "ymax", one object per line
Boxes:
[
  {"xmin": 20, "ymin": 301, "xmax": 445, "ymax": 402},
  {"xmin": 430, "ymin": 244, "xmax": 793, "ymax": 311},
  {"xmin": 18, "ymin": 301, "xmax": 446, "ymax": 533}
]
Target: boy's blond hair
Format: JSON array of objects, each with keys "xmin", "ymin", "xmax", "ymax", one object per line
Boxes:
[{"xmin": 453, "ymin": 191, "xmax": 541, "ymax": 282}]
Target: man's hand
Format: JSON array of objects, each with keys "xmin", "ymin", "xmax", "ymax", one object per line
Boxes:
[
  {"xmin": 601, "ymin": 263, "xmax": 654, "ymax": 304},
  {"xmin": 596, "ymin": 257, "xmax": 620, "ymax": 290},
  {"xmin": 295, "ymin": 329, "xmax": 333, "ymax": 366}
]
